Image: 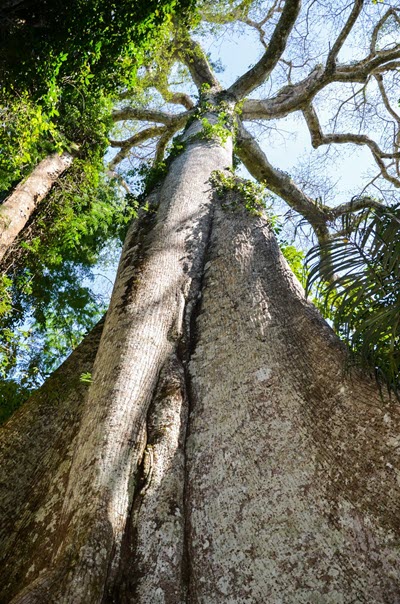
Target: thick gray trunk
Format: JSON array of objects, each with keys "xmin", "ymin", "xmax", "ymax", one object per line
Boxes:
[
  {"xmin": 1, "ymin": 127, "xmax": 400, "ymax": 603},
  {"xmin": 0, "ymin": 152, "xmax": 73, "ymax": 262},
  {"xmin": 0, "ymin": 317, "xmax": 104, "ymax": 602}
]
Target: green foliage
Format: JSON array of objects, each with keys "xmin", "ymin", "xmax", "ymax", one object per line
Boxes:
[
  {"xmin": 210, "ymin": 170, "xmax": 271, "ymax": 216},
  {"xmin": 0, "ymin": 160, "xmax": 134, "ymax": 409},
  {"xmin": 0, "ymin": 0, "xmax": 196, "ymax": 194},
  {"xmin": 0, "ymin": 95, "xmax": 61, "ymax": 193},
  {"xmin": 200, "ymin": 115, "xmax": 231, "ymax": 144},
  {"xmin": 80, "ymin": 372, "xmax": 93, "ymax": 384},
  {"xmin": 306, "ymin": 205, "xmax": 400, "ymax": 395},
  {"xmin": 279, "ymin": 243, "xmax": 306, "ymax": 285},
  {"xmin": 0, "ymin": 0, "xmax": 195, "ymax": 99}
]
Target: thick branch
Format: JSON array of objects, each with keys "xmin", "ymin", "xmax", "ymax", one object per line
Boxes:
[
  {"xmin": 241, "ymin": 44, "xmax": 400, "ymax": 124},
  {"xmin": 236, "ymin": 121, "xmax": 329, "ymax": 235},
  {"xmin": 334, "ymin": 48, "xmax": 400, "ymax": 83},
  {"xmin": 241, "ymin": 64, "xmax": 325, "ymax": 121},
  {"xmin": 326, "ymin": 0, "xmax": 364, "ymax": 73},
  {"xmin": 0, "ymin": 152, "xmax": 73, "ymax": 263},
  {"xmin": 109, "ymin": 127, "xmax": 167, "ymax": 169},
  {"xmin": 228, "ymin": 0, "xmax": 301, "ymax": 99},
  {"xmin": 160, "ymin": 91, "xmax": 195, "ymax": 110},
  {"xmin": 109, "ymin": 126, "xmax": 167, "ymax": 149},
  {"xmin": 154, "ymin": 130, "xmax": 173, "ymax": 165},
  {"xmin": 177, "ymin": 35, "xmax": 220, "ymax": 91}
]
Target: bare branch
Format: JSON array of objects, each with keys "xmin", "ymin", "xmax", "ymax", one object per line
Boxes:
[
  {"xmin": 109, "ymin": 105, "xmax": 192, "ymax": 170},
  {"xmin": 235, "ymin": 121, "xmax": 330, "ymax": 236},
  {"xmin": 228, "ymin": 0, "xmax": 302, "ymax": 99},
  {"xmin": 119, "ymin": 85, "xmax": 195, "ymax": 110},
  {"xmin": 241, "ymin": 64, "xmax": 325, "ymax": 120},
  {"xmin": 302, "ymin": 104, "xmax": 400, "ymax": 188},
  {"xmin": 326, "ymin": 0, "xmax": 364, "ymax": 74},
  {"xmin": 373, "ymin": 60, "xmax": 400, "ymax": 74},
  {"xmin": 335, "ymin": 47, "xmax": 400, "ymax": 83},
  {"xmin": 160, "ymin": 91, "xmax": 195, "ymax": 110},
  {"xmin": 109, "ymin": 126, "xmax": 167, "ymax": 149},
  {"xmin": 240, "ymin": 1, "xmax": 285, "ymax": 50},
  {"xmin": 112, "ymin": 107, "xmax": 177, "ymax": 125},
  {"xmin": 242, "ymin": 17, "xmax": 268, "ymax": 48},
  {"xmin": 375, "ymin": 74, "xmax": 400, "ymax": 125},
  {"xmin": 109, "ymin": 126, "xmax": 167, "ymax": 169},
  {"xmin": 370, "ymin": 8, "xmax": 400, "ymax": 54},
  {"xmin": 329, "ymin": 196, "xmax": 384, "ymax": 220}
]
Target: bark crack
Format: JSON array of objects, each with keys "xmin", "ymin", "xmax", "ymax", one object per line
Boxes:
[{"xmin": 179, "ymin": 202, "xmax": 216, "ymax": 604}]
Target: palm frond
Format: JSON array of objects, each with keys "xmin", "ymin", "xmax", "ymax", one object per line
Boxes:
[{"xmin": 306, "ymin": 204, "xmax": 400, "ymax": 396}]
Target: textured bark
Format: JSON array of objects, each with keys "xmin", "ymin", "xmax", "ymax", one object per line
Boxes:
[
  {"xmin": 0, "ymin": 152, "xmax": 73, "ymax": 262},
  {"xmin": 186, "ymin": 202, "xmax": 400, "ymax": 602},
  {"xmin": 1, "ymin": 130, "xmax": 400, "ymax": 602},
  {"xmin": 0, "ymin": 317, "xmax": 104, "ymax": 602},
  {"xmin": 0, "ymin": 123, "xmax": 232, "ymax": 603}
]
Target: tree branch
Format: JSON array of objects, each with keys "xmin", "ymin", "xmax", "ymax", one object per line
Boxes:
[
  {"xmin": 235, "ymin": 121, "xmax": 330, "ymax": 236},
  {"xmin": 109, "ymin": 126, "xmax": 167, "ymax": 169},
  {"xmin": 154, "ymin": 130, "xmax": 173, "ymax": 165},
  {"xmin": 176, "ymin": 34, "xmax": 220, "ymax": 91},
  {"xmin": 112, "ymin": 107, "xmax": 178, "ymax": 125},
  {"xmin": 228, "ymin": 0, "xmax": 302, "ymax": 99},
  {"xmin": 241, "ymin": 64, "xmax": 325, "ymax": 120},
  {"xmin": 326, "ymin": 0, "xmax": 364, "ymax": 74},
  {"xmin": 329, "ymin": 196, "xmax": 384, "ymax": 220},
  {"xmin": 160, "ymin": 91, "xmax": 195, "ymax": 110},
  {"xmin": 119, "ymin": 73, "xmax": 196, "ymax": 110},
  {"xmin": 370, "ymin": 8, "xmax": 400, "ymax": 54},
  {"xmin": 334, "ymin": 48, "xmax": 400, "ymax": 83},
  {"xmin": 302, "ymin": 104, "xmax": 400, "ymax": 188},
  {"xmin": 109, "ymin": 107, "xmax": 192, "ymax": 170},
  {"xmin": 109, "ymin": 126, "xmax": 167, "ymax": 149}
]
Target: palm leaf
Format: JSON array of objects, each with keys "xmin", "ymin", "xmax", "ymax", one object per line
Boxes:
[{"xmin": 306, "ymin": 204, "xmax": 400, "ymax": 396}]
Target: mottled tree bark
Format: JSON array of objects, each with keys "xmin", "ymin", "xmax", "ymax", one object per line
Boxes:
[
  {"xmin": 0, "ymin": 317, "xmax": 104, "ymax": 602},
  {"xmin": 0, "ymin": 152, "xmax": 73, "ymax": 262},
  {"xmin": 1, "ymin": 124, "xmax": 400, "ymax": 603}
]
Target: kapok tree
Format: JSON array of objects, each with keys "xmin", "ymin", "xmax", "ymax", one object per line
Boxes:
[{"xmin": 1, "ymin": 0, "xmax": 400, "ymax": 602}]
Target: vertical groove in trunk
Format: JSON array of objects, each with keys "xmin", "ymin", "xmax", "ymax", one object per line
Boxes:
[
  {"xmin": 0, "ymin": 152, "xmax": 73, "ymax": 262},
  {"xmin": 186, "ymin": 201, "xmax": 400, "ymax": 603},
  {"xmin": 108, "ymin": 353, "xmax": 189, "ymax": 604}
]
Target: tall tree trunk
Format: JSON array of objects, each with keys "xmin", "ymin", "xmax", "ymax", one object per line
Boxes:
[
  {"xmin": 1, "ymin": 123, "xmax": 400, "ymax": 602},
  {"xmin": 0, "ymin": 152, "xmax": 73, "ymax": 262}
]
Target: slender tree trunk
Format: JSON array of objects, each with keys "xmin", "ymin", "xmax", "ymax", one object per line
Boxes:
[
  {"xmin": 1, "ymin": 122, "xmax": 400, "ymax": 602},
  {"xmin": 0, "ymin": 152, "xmax": 73, "ymax": 262}
]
